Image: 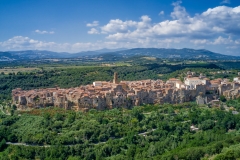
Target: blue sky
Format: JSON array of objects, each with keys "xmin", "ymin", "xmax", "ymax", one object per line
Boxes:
[{"xmin": 0, "ymin": 0, "xmax": 240, "ymax": 55}]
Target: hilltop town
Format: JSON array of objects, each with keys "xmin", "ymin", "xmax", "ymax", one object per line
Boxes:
[{"xmin": 12, "ymin": 72, "xmax": 240, "ymax": 111}]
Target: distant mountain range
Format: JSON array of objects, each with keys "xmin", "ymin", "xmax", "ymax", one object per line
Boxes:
[
  {"xmin": 0, "ymin": 48, "xmax": 239, "ymax": 61},
  {"xmin": 95, "ymin": 48, "xmax": 240, "ymax": 61},
  {"xmin": 0, "ymin": 48, "xmax": 127, "ymax": 61}
]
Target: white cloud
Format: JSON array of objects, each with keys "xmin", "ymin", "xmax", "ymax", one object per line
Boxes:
[
  {"xmin": 0, "ymin": 36, "xmax": 57, "ymax": 50},
  {"xmin": 159, "ymin": 11, "xmax": 164, "ymax": 15},
  {"xmin": 88, "ymin": 28, "xmax": 99, "ymax": 34},
  {"xmin": 1, "ymin": 2, "xmax": 240, "ymax": 55},
  {"xmin": 86, "ymin": 21, "xmax": 99, "ymax": 27},
  {"xmin": 35, "ymin": 30, "xmax": 55, "ymax": 34},
  {"xmin": 91, "ymin": 2, "xmax": 240, "ymax": 55},
  {"xmin": 95, "ymin": 2, "xmax": 240, "ymax": 55},
  {"xmin": 211, "ymin": 36, "xmax": 233, "ymax": 45},
  {"xmin": 0, "ymin": 36, "xmax": 94, "ymax": 52},
  {"xmin": 190, "ymin": 39, "xmax": 209, "ymax": 44},
  {"xmin": 171, "ymin": 1, "xmax": 189, "ymax": 19},
  {"xmin": 221, "ymin": 0, "xmax": 230, "ymax": 4},
  {"xmin": 100, "ymin": 15, "xmax": 151, "ymax": 36},
  {"xmin": 101, "ymin": 19, "xmax": 137, "ymax": 33},
  {"xmin": 0, "ymin": 36, "xmax": 131, "ymax": 52}
]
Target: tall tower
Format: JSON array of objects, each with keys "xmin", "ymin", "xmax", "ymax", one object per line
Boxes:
[{"xmin": 113, "ymin": 72, "xmax": 118, "ymax": 84}]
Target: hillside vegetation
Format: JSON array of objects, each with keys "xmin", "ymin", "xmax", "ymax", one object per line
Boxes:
[
  {"xmin": 1, "ymin": 102, "xmax": 240, "ymax": 159},
  {"xmin": 0, "ymin": 63, "xmax": 221, "ymax": 100}
]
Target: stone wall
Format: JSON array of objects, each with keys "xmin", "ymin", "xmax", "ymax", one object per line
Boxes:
[{"xmin": 12, "ymin": 78, "xmax": 240, "ymax": 111}]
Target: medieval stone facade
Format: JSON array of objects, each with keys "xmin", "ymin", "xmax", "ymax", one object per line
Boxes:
[{"xmin": 11, "ymin": 73, "xmax": 240, "ymax": 111}]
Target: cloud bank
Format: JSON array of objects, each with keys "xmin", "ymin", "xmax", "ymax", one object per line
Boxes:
[{"xmin": 1, "ymin": 1, "xmax": 240, "ymax": 55}]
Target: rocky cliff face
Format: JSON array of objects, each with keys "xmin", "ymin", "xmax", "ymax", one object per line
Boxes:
[{"xmin": 12, "ymin": 80, "xmax": 209, "ymax": 111}]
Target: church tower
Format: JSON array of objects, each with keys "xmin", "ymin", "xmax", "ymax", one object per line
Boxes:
[{"xmin": 113, "ymin": 72, "xmax": 118, "ymax": 84}]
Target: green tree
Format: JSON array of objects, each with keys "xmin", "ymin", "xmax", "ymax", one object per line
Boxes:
[
  {"xmin": 0, "ymin": 138, "xmax": 6, "ymax": 151},
  {"xmin": 220, "ymin": 95, "xmax": 226, "ymax": 102}
]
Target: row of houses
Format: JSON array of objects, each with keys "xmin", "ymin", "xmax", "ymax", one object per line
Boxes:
[{"xmin": 12, "ymin": 72, "xmax": 240, "ymax": 111}]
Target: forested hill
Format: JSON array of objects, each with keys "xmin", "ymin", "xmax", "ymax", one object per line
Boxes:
[
  {"xmin": 1, "ymin": 102, "xmax": 240, "ymax": 159},
  {"xmin": 0, "ymin": 48, "xmax": 239, "ymax": 61},
  {"xmin": 97, "ymin": 48, "xmax": 239, "ymax": 61}
]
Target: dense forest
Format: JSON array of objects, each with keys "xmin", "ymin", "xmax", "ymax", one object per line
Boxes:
[
  {"xmin": 1, "ymin": 102, "xmax": 240, "ymax": 159},
  {"xmin": 0, "ymin": 63, "xmax": 222, "ymax": 100},
  {"xmin": 1, "ymin": 60, "xmax": 240, "ymax": 159},
  {"xmin": 215, "ymin": 62, "xmax": 240, "ymax": 70}
]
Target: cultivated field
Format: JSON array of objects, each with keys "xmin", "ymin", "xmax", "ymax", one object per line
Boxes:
[{"xmin": 0, "ymin": 67, "xmax": 41, "ymax": 74}]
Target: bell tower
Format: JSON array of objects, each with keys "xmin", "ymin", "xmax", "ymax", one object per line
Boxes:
[{"xmin": 113, "ymin": 72, "xmax": 118, "ymax": 84}]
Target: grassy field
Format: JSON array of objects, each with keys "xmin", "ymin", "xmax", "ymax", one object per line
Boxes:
[
  {"xmin": 37, "ymin": 62, "xmax": 131, "ymax": 70},
  {"xmin": 0, "ymin": 65, "xmax": 103, "ymax": 74},
  {"xmin": 142, "ymin": 57, "xmax": 157, "ymax": 60},
  {"xmin": 43, "ymin": 65, "xmax": 102, "ymax": 70},
  {"xmin": 100, "ymin": 62, "xmax": 131, "ymax": 67},
  {"xmin": 0, "ymin": 67, "xmax": 41, "ymax": 74}
]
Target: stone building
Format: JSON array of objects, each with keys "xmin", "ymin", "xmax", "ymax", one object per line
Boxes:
[{"xmin": 12, "ymin": 73, "xmax": 240, "ymax": 111}]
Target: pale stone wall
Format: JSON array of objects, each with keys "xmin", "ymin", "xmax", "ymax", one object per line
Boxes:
[{"xmin": 12, "ymin": 76, "xmax": 240, "ymax": 111}]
